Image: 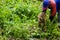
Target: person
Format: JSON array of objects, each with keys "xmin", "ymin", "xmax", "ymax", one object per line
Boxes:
[{"xmin": 38, "ymin": 0, "xmax": 56, "ymax": 31}]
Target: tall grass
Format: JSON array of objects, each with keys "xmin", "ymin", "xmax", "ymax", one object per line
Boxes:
[{"xmin": 0, "ymin": 0, "xmax": 60, "ymax": 40}]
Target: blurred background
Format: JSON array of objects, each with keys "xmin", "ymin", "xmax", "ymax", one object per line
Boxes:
[{"xmin": 0, "ymin": 0, "xmax": 60, "ymax": 40}]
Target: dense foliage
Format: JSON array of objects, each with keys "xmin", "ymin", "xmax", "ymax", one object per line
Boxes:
[{"xmin": 0, "ymin": 0, "xmax": 60, "ymax": 40}]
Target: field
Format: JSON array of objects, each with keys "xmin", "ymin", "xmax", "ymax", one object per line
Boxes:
[{"xmin": 0, "ymin": 0, "xmax": 60, "ymax": 40}]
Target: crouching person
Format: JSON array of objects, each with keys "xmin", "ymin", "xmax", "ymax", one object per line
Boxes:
[{"xmin": 38, "ymin": 0, "xmax": 56, "ymax": 32}]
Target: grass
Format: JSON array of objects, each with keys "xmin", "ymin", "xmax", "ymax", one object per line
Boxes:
[{"xmin": 0, "ymin": 0, "xmax": 60, "ymax": 40}]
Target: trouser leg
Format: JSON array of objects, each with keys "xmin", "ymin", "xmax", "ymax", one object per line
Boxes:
[
  {"xmin": 58, "ymin": 10, "xmax": 60, "ymax": 28},
  {"xmin": 49, "ymin": 9, "xmax": 55, "ymax": 22},
  {"xmin": 58, "ymin": 10, "xmax": 60, "ymax": 23}
]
